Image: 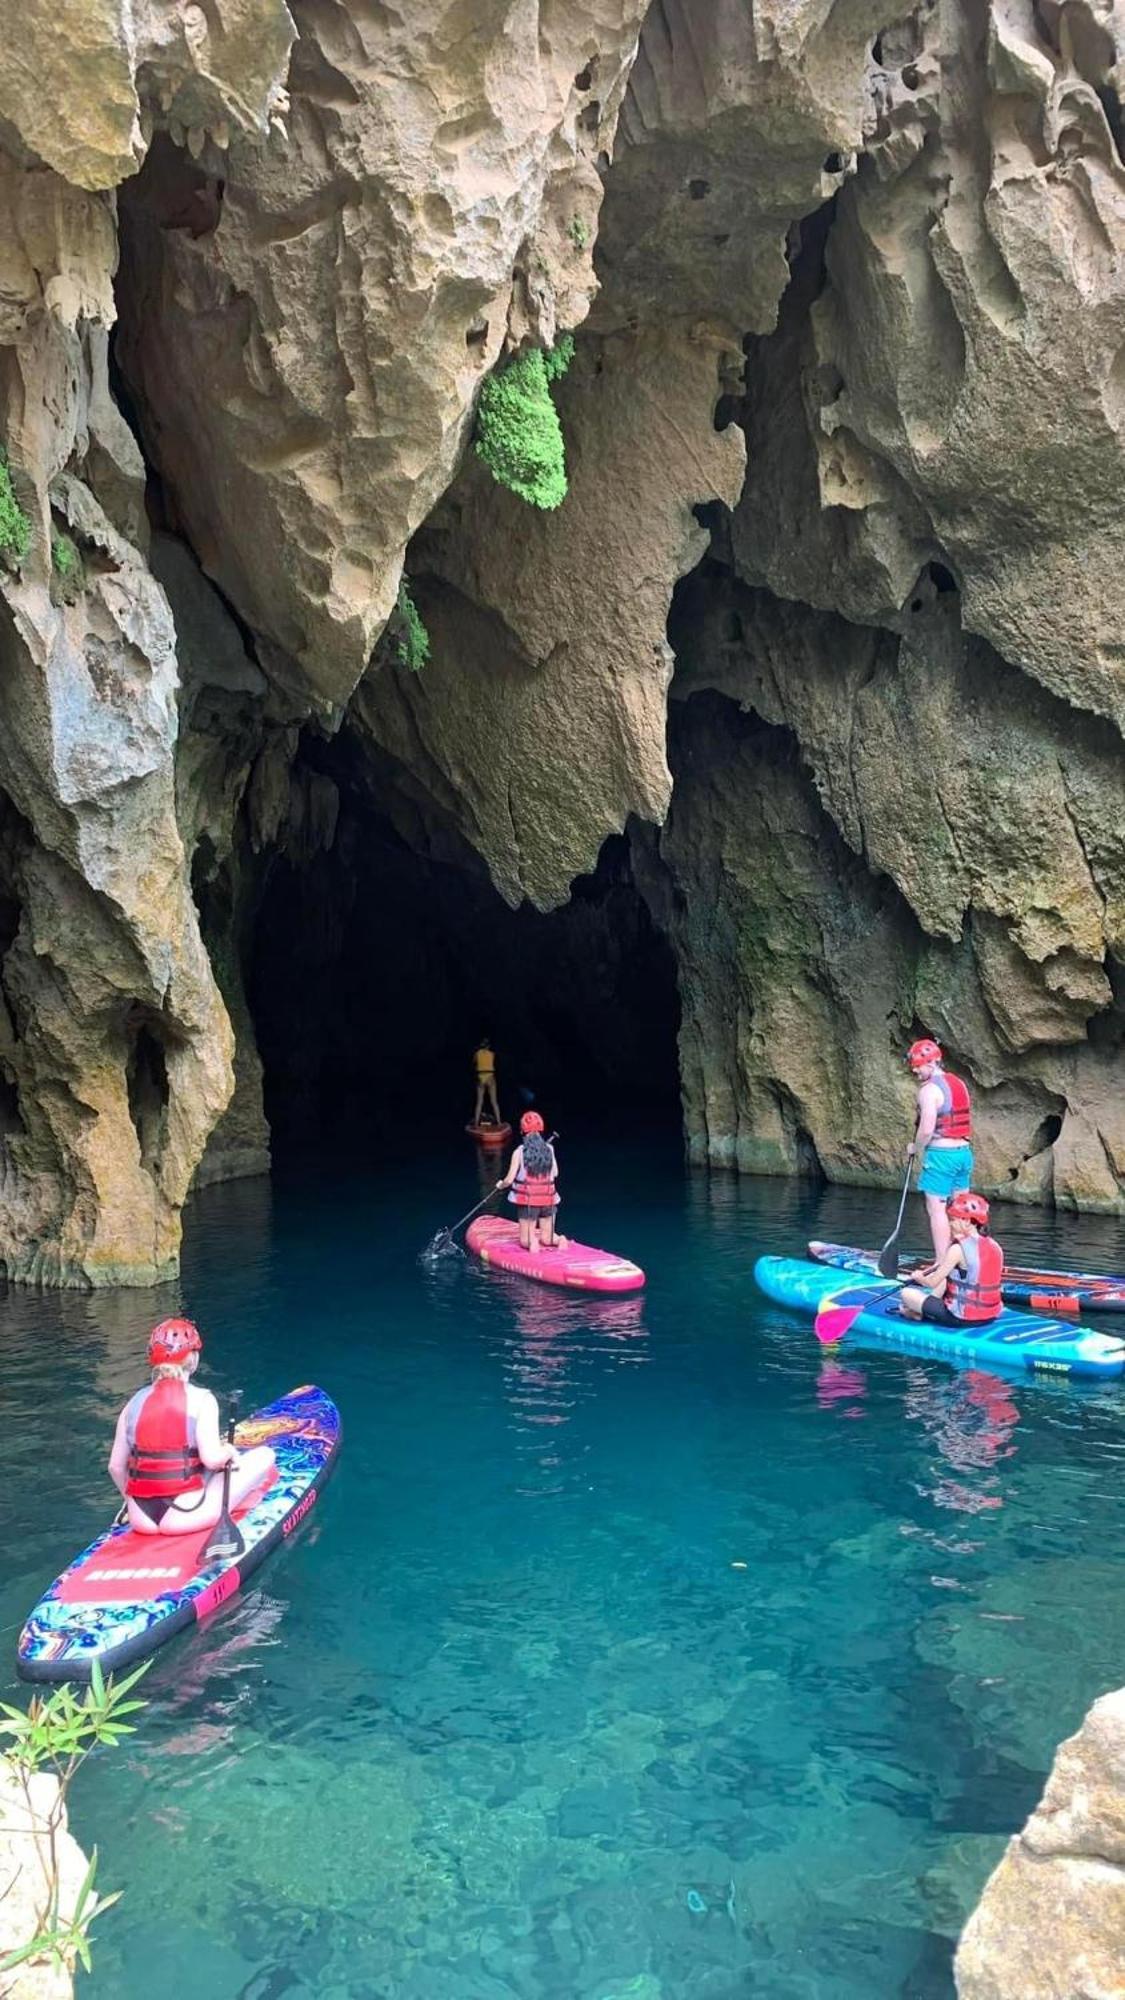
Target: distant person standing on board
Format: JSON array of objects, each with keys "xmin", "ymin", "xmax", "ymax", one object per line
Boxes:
[
  {"xmin": 473, "ymin": 1037, "xmax": 502, "ymax": 1127},
  {"xmin": 905, "ymin": 1038, "xmax": 973, "ymax": 1261}
]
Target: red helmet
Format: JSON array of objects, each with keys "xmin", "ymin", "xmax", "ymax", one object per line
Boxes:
[
  {"xmin": 907, "ymin": 1038, "xmax": 942, "ymax": 1071},
  {"xmin": 520, "ymin": 1110, "xmax": 545, "ymax": 1135},
  {"xmin": 147, "ymin": 1317, "xmax": 202, "ymax": 1366},
  {"xmin": 948, "ymin": 1191, "xmax": 989, "ymax": 1228}
]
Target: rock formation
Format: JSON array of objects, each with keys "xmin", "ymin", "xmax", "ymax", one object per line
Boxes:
[
  {"xmin": 955, "ymin": 1686, "xmax": 1125, "ymax": 1999},
  {"xmin": 0, "ymin": 0, "xmax": 1124, "ymax": 1283},
  {"xmin": 0, "ymin": 1758, "xmax": 90, "ymax": 1999}
]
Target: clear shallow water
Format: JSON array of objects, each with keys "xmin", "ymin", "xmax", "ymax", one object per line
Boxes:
[{"xmin": 5, "ymin": 1135, "xmax": 1125, "ymax": 1999}]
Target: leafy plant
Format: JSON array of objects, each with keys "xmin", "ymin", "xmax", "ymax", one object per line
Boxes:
[
  {"xmin": 542, "ymin": 334, "xmax": 575, "ymax": 383},
  {"xmin": 473, "ymin": 338, "xmax": 576, "ymax": 510},
  {"xmin": 568, "ymin": 216, "xmax": 590, "ymax": 250},
  {"xmin": 391, "ymin": 578, "xmax": 430, "ymax": 673},
  {"xmin": 50, "ymin": 530, "xmax": 85, "ymax": 603},
  {"xmin": 0, "ymin": 1661, "xmax": 149, "ymax": 1980},
  {"xmin": 0, "ymin": 454, "xmax": 30, "ymax": 569}
]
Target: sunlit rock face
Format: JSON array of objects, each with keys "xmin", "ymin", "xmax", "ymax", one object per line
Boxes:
[
  {"xmin": 955, "ymin": 1686, "xmax": 1125, "ymax": 1999},
  {"xmin": 114, "ymin": 0, "xmax": 652, "ymax": 713}
]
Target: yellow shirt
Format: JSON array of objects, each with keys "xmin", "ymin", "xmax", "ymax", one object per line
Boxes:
[{"xmin": 474, "ymin": 1047, "xmax": 495, "ymax": 1078}]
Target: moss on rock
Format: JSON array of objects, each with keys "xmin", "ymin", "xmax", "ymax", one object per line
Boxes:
[
  {"xmin": 0, "ymin": 454, "xmax": 31, "ymax": 569},
  {"xmin": 473, "ymin": 339, "xmax": 574, "ymax": 510}
]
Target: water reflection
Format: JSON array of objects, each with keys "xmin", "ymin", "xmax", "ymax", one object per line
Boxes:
[
  {"xmin": 489, "ymin": 1285, "xmax": 649, "ymax": 1492},
  {"xmin": 902, "ymin": 1366, "xmax": 1021, "ymax": 1514},
  {"xmin": 816, "ymin": 1354, "xmax": 868, "ymax": 1415}
]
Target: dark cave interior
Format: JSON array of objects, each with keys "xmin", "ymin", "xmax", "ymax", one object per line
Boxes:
[{"xmin": 243, "ymin": 731, "xmax": 683, "ymax": 1152}]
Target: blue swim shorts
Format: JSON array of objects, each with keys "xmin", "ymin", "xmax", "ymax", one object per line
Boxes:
[{"xmin": 918, "ymin": 1142, "xmax": 974, "ymax": 1199}]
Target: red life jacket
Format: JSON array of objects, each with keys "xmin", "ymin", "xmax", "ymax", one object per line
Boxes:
[
  {"xmin": 125, "ymin": 1379, "xmax": 206, "ymax": 1499},
  {"xmin": 512, "ymin": 1140, "xmax": 556, "ymax": 1208},
  {"xmin": 933, "ymin": 1069, "xmax": 972, "ymax": 1142},
  {"xmin": 512, "ymin": 1170, "xmax": 556, "ymax": 1207},
  {"xmin": 946, "ymin": 1235, "xmax": 1003, "ymax": 1323}
]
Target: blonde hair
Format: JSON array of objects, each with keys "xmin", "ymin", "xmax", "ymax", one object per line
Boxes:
[{"xmin": 150, "ymin": 1356, "xmax": 197, "ymax": 1383}]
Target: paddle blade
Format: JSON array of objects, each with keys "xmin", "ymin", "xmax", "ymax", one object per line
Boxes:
[
  {"xmin": 421, "ymin": 1229, "xmax": 461, "ymax": 1262},
  {"xmin": 876, "ymin": 1244, "xmax": 899, "ymax": 1278},
  {"xmin": 814, "ymin": 1303, "xmax": 862, "ymax": 1346},
  {"xmin": 203, "ymin": 1513, "xmax": 244, "ymax": 1564},
  {"xmin": 203, "ymin": 1465, "xmax": 245, "ymax": 1564}
]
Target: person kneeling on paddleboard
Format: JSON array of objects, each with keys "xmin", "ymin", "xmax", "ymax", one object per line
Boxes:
[
  {"xmin": 900, "ymin": 1192, "xmax": 1003, "ymax": 1327},
  {"xmin": 905, "ymin": 1038, "xmax": 974, "ymax": 1262},
  {"xmin": 497, "ymin": 1111, "xmax": 565, "ymax": 1255},
  {"xmin": 108, "ymin": 1318, "xmax": 276, "ymax": 1537}
]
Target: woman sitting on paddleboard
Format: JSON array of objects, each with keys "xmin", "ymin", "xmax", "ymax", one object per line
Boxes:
[
  {"xmin": 108, "ymin": 1318, "xmax": 275, "ymax": 1537},
  {"xmin": 899, "ymin": 1192, "xmax": 1003, "ymax": 1327},
  {"xmin": 497, "ymin": 1111, "xmax": 564, "ymax": 1255}
]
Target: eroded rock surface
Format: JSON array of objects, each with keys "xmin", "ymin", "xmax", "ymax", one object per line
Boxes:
[
  {"xmin": 955, "ymin": 1686, "xmax": 1125, "ymax": 2000},
  {"xmin": 5, "ymin": 0, "xmax": 1125, "ymax": 1280},
  {"xmin": 0, "ymin": 154, "xmax": 232, "ymax": 1285},
  {"xmin": 357, "ymin": 323, "xmax": 744, "ymax": 909},
  {"xmin": 0, "ymin": 1760, "xmax": 89, "ymax": 1999},
  {"xmin": 115, "ymin": 0, "xmax": 651, "ymax": 713},
  {"xmin": 665, "ymin": 569, "xmax": 1125, "ymax": 1203}
]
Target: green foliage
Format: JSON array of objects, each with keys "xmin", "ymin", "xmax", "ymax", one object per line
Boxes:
[
  {"xmin": 473, "ymin": 338, "xmax": 575, "ymax": 510},
  {"xmin": 0, "ymin": 1661, "xmax": 149, "ymax": 1979},
  {"xmin": 51, "ymin": 531, "xmax": 79, "ymax": 579},
  {"xmin": 0, "ymin": 453, "xmax": 30, "ymax": 568},
  {"xmin": 50, "ymin": 529, "xmax": 85, "ymax": 603},
  {"xmin": 542, "ymin": 334, "xmax": 574, "ymax": 383},
  {"xmin": 392, "ymin": 578, "xmax": 430, "ymax": 673},
  {"xmin": 568, "ymin": 215, "xmax": 590, "ymax": 250}
]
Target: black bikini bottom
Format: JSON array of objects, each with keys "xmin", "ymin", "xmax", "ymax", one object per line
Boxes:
[{"xmin": 132, "ymin": 1488, "xmax": 208, "ymax": 1526}]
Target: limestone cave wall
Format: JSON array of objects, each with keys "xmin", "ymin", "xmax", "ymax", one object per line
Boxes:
[{"xmin": 1, "ymin": 0, "xmax": 1124, "ymax": 1282}]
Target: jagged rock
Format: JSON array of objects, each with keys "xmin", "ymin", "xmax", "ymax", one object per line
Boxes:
[
  {"xmin": 115, "ymin": 1, "xmax": 651, "ymax": 714},
  {"xmin": 955, "ymin": 1686, "xmax": 1125, "ymax": 1999},
  {"xmin": 739, "ymin": 0, "xmax": 1125, "ymax": 733},
  {"xmin": 665, "ymin": 572, "xmax": 1125, "ymax": 1199},
  {"xmin": 594, "ymin": 0, "xmax": 917, "ymax": 336},
  {"xmin": 0, "ymin": 1760, "xmax": 89, "ymax": 1999},
  {"xmin": 153, "ymin": 534, "xmax": 272, "ymax": 1188},
  {"xmin": 356, "ymin": 323, "xmax": 744, "ymax": 908},
  {"xmin": 0, "ymin": 152, "xmax": 233, "ymax": 1286},
  {"xmin": 0, "ymin": 0, "xmax": 294, "ymax": 192}
]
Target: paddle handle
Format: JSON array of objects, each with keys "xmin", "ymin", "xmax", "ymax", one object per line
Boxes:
[{"xmin": 449, "ymin": 1186, "xmax": 503, "ymax": 1236}]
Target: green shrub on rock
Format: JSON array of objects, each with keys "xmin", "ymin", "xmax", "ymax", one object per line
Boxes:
[
  {"xmin": 0, "ymin": 454, "xmax": 30, "ymax": 569},
  {"xmin": 50, "ymin": 530, "xmax": 85, "ymax": 603},
  {"xmin": 392, "ymin": 578, "xmax": 430, "ymax": 672},
  {"xmin": 473, "ymin": 337, "xmax": 575, "ymax": 510}
]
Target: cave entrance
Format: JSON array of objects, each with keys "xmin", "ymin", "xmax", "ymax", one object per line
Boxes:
[{"xmin": 245, "ymin": 736, "xmax": 682, "ymax": 1156}]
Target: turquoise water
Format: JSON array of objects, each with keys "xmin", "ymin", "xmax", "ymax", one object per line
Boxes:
[{"xmin": 5, "ymin": 1134, "xmax": 1125, "ymax": 1999}]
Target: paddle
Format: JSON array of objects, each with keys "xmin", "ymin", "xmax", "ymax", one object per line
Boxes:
[
  {"xmin": 815, "ymin": 1277, "xmax": 908, "ymax": 1345},
  {"xmin": 877, "ymin": 1150, "xmax": 916, "ymax": 1277},
  {"xmin": 423, "ymin": 1186, "xmax": 500, "ymax": 1260},
  {"xmin": 203, "ymin": 1391, "xmax": 245, "ymax": 1564}
]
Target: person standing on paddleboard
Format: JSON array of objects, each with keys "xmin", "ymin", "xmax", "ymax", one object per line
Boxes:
[
  {"xmin": 473, "ymin": 1037, "xmax": 502, "ymax": 1128},
  {"xmin": 905, "ymin": 1038, "xmax": 974, "ymax": 1261},
  {"xmin": 497, "ymin": 1111, "xmax": 564, "ymax": 1254},
  {"xmin": 108, "ymin": 1318, "xmax": 275, "ymax": 1537},
  {"xmin": 899, "ymin": 1191, "xmax": 1003, "ymax": 1327}
]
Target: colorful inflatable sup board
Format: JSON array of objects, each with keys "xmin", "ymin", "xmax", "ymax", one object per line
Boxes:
[
  {"xmin": 466, "ymin": 1215, "xmax": 645, "ymax": 1294},
  {"xmin": 756, "ymin": 1257, "xmax": 1125, "ymax": 1379},
  {"xmin": 17, "ymin": 1385, "xmax": 340, "ymax": 1684},
  {"xmin": 810, "ymin": 1239, "xmax": 1125, "ymax": 1315}
]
